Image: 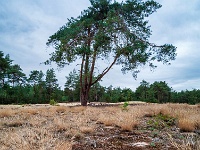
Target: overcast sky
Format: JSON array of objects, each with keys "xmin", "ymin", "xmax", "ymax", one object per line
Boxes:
[{"xmin": 0, "ymin": 0, "xmax": 200, "ymax": 91}]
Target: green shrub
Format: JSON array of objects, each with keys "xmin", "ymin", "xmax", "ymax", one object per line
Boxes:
[
  {"xmin": 49, "ymin": 99, "xmax": 57, "ymax": 106},
  {"xmin": 122, "ymin": 101, "xmax": 129, "ymax": 111}
]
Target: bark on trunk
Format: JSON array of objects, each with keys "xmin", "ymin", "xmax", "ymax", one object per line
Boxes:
[
  {"xmin": 80, "ymin": 90, "xmax": 89, "ymax": 106},
  {"xmin": 80, "ymin": 28, "xmax": 92, "ymax": 106}
]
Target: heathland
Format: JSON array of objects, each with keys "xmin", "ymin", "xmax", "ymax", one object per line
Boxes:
[{"xmin": 0, "ymin": 102, "xmax": 199, "ymax": 149}]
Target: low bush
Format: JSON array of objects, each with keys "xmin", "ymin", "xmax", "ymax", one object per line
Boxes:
[{"xmin": 49, "ymin": 99, "xmax": 58, "ymax": 106}]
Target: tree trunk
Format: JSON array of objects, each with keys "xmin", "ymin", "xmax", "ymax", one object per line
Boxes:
[
  {"xmin": 80, "ymin": 28, "xmax": 92, "ymax": 106},
  {"xmin": 80, "ymin": 88, "xmax": 89, "ymax": 106},
  {"xmin": 79, "ymin": 53, "xmax": 90, "ymax": 106}
]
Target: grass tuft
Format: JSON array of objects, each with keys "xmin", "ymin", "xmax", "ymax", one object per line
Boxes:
[
  {"xmin": 178, "ymin": 118, "xmax": 196, "ymax": 132},
  {"xmin": 79, "ymin": 126, "xmax": 94, "ymax": 134},
  {"xmin": 55, "ymin": 106, "xmax": 68, "ymax": 113},
  {"xmin": 0, "ymin": 109, "xmax": 14, "ymax": 117}
]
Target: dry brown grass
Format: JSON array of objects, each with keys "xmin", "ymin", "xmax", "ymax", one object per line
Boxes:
[
  {"xmin": 164, "ymin": 104, "xmax": 200, "ymax": 132},
  {"xmin": 115, "ymin": 112, "xmax": 138, "ymax": 131},
  {"xmin": 54, "ymin": 118, "xmax": 69, "ymax": 132},
  {"xmin": 178, "ymin": 118, "xmax": 196, "ymax": 132},
  {"xmin": 54, "ymin": 141, "xmax": 72, "ymax": 150},
  {"xmin": 70, "ymin": 106, "xmax": 86, "ymax": 113},
  {"xmin": 83, "ymin": 107, "xmax": 100, "ymax": 121},
  {"xmin": 136, "ymin": 103, "xmax": 200, "ymax": 132},
  {"xmin": 79, "ymin": 126, "xmax": 94, "ymax": 134},
  {"xmin": 0, "ymin": 103, "xmax": 199, "ymax": 149},
  {"xmin": 0, "ymin": 108, "xmax": 15, "ymax": 117},
  {"xmin": 98, "ymin": 113, "xmax": 115, "ymax": 126},
  {"xmin": 20, "ymin": 107, "xmax": 38, "ymax": 115},
  {"xmin": 27, "ymin": 115, "xmax": 47, "ymax": 127},
  {"xmin": 97, "ymin": 107, "xmax": 140, "ymax": 131},
  {"xmin": 55, "ymin": 105, "xmax": 69, "ymax": 113},
  {"xmin": 48, "ymin": 105, "xmax": 70, "ymax": 114},
  {"xmin": 2, "ymin": 128, "xmax": 68, "ymax": 150}
]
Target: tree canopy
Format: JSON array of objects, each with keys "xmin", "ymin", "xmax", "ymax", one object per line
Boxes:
[{"xmin": 46, "ymin": 0, "xmax": 177, "ymax": 105}]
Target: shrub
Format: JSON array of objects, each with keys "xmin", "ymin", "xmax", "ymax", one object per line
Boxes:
[
  {"xmin": 49, "ymin": 99, "xmax": 57, "ymax": 106},
  {"xmin": 122, "ymin": 101, "xmax": 129, "ymax": 111}
]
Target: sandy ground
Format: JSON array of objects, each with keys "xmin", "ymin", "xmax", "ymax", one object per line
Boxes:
[{"xmin": 0, "ymin": 101, "xmax": 146, "ymax": 108}]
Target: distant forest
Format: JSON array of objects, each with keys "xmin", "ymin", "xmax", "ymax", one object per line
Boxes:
[{"xmin": 1, "ymin": 51, "xmax": 200, "ymax": 105}]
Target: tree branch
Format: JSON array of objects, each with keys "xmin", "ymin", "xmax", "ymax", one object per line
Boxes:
[
  {"xmin": 88, "ymin": 48, "xmax": 97, "ymax": 88},
  {"xmin": 91, "ymin": 55, "xmax": 119, "ymax": 86},
  {"xmin": 80, "ymin": 54, "xmax": 85, "ymax": 94}
]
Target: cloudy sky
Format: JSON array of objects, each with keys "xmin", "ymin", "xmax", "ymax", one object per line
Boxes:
[{"xmin": 0, "ymin": 0, "xmax": 200, "ymax": 91}]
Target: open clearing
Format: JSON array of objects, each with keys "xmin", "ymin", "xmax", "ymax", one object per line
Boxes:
[{"xmin": 0, "ymin": 102, "xmax": 200, "ymax": 150}]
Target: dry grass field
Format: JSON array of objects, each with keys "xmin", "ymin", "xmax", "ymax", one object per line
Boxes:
[{"xmin": 0, "ymin": 102, "xmax": 200, "ymax": 150}]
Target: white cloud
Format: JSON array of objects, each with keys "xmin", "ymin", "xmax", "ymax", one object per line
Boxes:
[{"xmin": 0, "ymin": 0, "xmax": 200, "ymax": 91}]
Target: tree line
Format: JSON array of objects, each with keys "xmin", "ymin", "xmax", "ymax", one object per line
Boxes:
[
  {"xmin": 0, "ymin": 51, "xmax": 61, "ymax": 104},
  {"xmin": 1, "ymin": 51, "xmax": 199, "ymax": 105}
]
